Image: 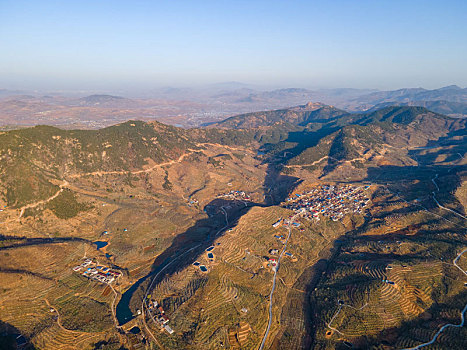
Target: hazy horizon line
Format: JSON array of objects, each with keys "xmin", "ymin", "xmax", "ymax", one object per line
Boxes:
[{"xmin": 1, "ymin": 82, "xmax": 465, "ymax": 99}]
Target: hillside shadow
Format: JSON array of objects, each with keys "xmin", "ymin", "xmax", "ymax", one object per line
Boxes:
[
  {"xmin": 262, "ymin": 162, "xmax": 302, "ymax": 205},
  {"xmin": 0, "ymin": 235, "xmax": 89, "ymax": 251},
  {"xmin": 306, "ymin": 238, "xmax": 467, "ymax": 349},
  {"xmin": 364, "ymin": 164, "xmax": 466, "ymax": 217},
  {"xmin": 367, "ymin": 290, "xmax": 467, "ymax": 349},
  {"xmin": 260, "ymin": 129, "xmax": 334, "ymax": 206},
  {"xmin": 270, "ymin": 258, "xmax": 329, "ymax": 350},
  {"xmin": 365, "ymin": 163, "xmax": 465, "ymax": 185},
  {"xmin": 272, "ymin": 232, "xmax": 355, "ymax": 349},
  {"xmin": 408, "ymin": 136, "xmax": 466, "ymax": 166},
  {"xmin": 301, "ymin": 161, "xmax": 467, "ymax": 349},
  {"xmin": 117, "ymin": 143, "xmax": 307, "ymax": 325},
  {"xmin": 0, "ymin": 320, "xmax": 35, "ymax": 349},
  {"xmin": 260, "ymin": 127, "xmax": 339, "ymax": 166},
  {"xmin": 268, "ymin": 160, "xmax": 467, "ymax": 348},
  {"xmin": 117, "ymin": 197, "xmax": 261, "ymax": 325},
  {"xmin": 0, "ymin": 268, "xmax": 54, "ymax": 281}
]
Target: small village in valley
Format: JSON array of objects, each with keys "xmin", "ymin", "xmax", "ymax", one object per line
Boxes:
[
  {"xmin": 72, "ymin": 258, "xmax": 122, "ymax": 284},
  {"xmin": 284, "ymin": 184, "xmax": 371, "ymax": 222}
]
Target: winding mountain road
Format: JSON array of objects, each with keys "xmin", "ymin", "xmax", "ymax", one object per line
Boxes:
[
  {"xmin": 17, "ymin": 180, "xmax": 69, "ymax": 220},
  {"xmin": 370, "ymin": 168, "xmax": 467, "ymax": 349},
  {"xmin": 141, "ymin": 205, "xmax": 231, "ymax": 344},
  {"xmin": 400, "ymin": 171, "xmax": 467, "ymax": 349},
  {"xmin": 259, "ymin": 214, "xmax": 297, "ymax": 350},
  {"xmin": 402, "ymin": 248, "xmax": 467, "ymax": 350},
  {"xmin": 68, "ymin": 150, "xmax": 195, "ymax": 179},
  {"xmin": 9, "ymin": 149, "xmax": 196, "ymax": 223},
  {"xmin": 327, "ymin": 302, "xmax": 369, "ymax": 336},
  {"xmin": 431, "ymin": 174, "xmax": 467, "ymax": 220}
]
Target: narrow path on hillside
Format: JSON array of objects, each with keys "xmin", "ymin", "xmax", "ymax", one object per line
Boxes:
[
  {"xmin": 9, "ymin": 149, "xmax": 195, "ymax": 223},
  {"xmin": 402, "ymin": 248, "xmax": 467, "ymax": 350},
  {"xmin": 17, "ymin": 180, "xmax": 69, "ymax": 220},
  {"xmin": 369, "ymin": 165, "xmax": 467, "ymax": 349},
  {"xmin": 140, "ymin": 205, "xmax": 231, "ymax": 346},
  {"xmin": 44, "ymin": 298, "xmax": 104, "ymax": 336},
  {"xmin": 197, "ymin": 142, "xmax": 251, "ymax": 152},
  {"xmin": 259, "ymin": 214, "xmax": 297, "ymax": 350},
  {"xmin": 326, "ymin": 302, "xmax": 369, "ymax": 336},
  {"xmin": 392, "ymin": 186, "xmax": 466, "ymax": 230},
  {"xmin": 141, "ymin": 243, "xmax": 201, "ymax": 347},
  {"xmin": 66, "ymin": 142, "xmax": 250, "ymax": 180},
  {"xmin": 285, "ymin": 156, "xmax": 335, "ymax": 168},
  {"xmin": 108, "ymin": 284, "xmax": 123, "ymax": 331},
  {"xmin": 67, "ymin": 149, "xmax": 195, "ymax": 179},
  {"xmin": 8, "ymin": 143, "xmax": 249, "ymax": 225},
  {"xmin": 431, "ymin": 174, "xmax": 467, "ymax": 220},
  {"xmin": 4, "ymin": 152, "xmax": 189, "ymax": 223}
]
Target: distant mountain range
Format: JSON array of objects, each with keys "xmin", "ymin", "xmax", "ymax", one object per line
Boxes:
[
  {"xmin": 2, "ymin": 102, "xmax": 464, "ymax": 208},
  {"xmin": 213, "ymin": 102, "xmax": 466, "ymax": 178},
  {"xmin": 1, "ymin": 88, "xmax": 466, "ymax": 350},
  {"xmin": 211, "ymin": 102, "xmax": 348, "ymax": 129},
  {"xmin": 352, "ymin": 85, "xmax": 467, "ymax": 104},
  {"xmin": 341, "ymin": 85, "xmax": 467, "ymax": 115},
  {"xmin": 0, "ymin": 85, "xmax": 465, "ymax": 129},
  {"xmin": 366, "ymin": 100, "xmax": 467, "ymax": 117},
  {"xmin": 78, "ymin": 94, "xmax": 125, "ymax": 104}
]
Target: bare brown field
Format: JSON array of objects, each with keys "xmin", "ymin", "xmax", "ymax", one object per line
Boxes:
[{"xmin": 0, "ymin": 142, "xmax": 271, "ymax": 349}]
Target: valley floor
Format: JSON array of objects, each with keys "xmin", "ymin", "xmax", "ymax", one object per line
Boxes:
[{"xmin": 0, "ymin": 132, "xmax": 466, "ymax": 350}]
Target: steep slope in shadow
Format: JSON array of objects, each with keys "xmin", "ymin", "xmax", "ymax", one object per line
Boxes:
[
  {"xmin": 368, "ymin": 290, "xmax": 467, "ymax": 349},
  {"xmin": 116, "ymin": 146, "xmax": 305, "ymax": 325},
  {"xmin": 117, "ymin": 197, "xmax": 256, "ymax": 325},
  {"xmin": 0, "ymin": 235, "xmax": 89, "ymax": 251},
  {"xmin": 0, "ymin": 320, "xmax": 36, "ymax": 350},
  {"xmin": 304, "ymin": 162, "xmax": 466, "ymax": 349}
]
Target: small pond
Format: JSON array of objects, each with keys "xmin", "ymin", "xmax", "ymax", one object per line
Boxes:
[
  {"xmin": 93, "ymin": 241, "xmax": 108, "ymax": 250},
  {"xmin": 129, "ymin": 326, "xmax": 141, "ymax": 334}
]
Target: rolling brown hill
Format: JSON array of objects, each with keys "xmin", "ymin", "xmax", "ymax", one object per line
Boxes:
[{"xmin": 0, "ymin": 103, "xmax": 466, "ymax": 350}]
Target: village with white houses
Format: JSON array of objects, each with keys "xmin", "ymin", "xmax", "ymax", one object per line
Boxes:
[
  {"xmin": 264, "ymin": 184, "xmax": 372, "ymax": 271},
  {"xmin": 72, "ymin": 258, "xmax": 122, "ymax": 284},
  {"xmin": 145, "ymin": 299, "xmax": 174, "ymax": 334},
  {"xmin": 216, "ymin": 190, "xmax": 251, "ymax": 201},
  {"xmin": 283, "ymin": 184, "xmax": 371, "ymax": 222}
]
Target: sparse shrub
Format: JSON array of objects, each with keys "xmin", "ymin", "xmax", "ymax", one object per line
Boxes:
[{"xmin": 46, "ymin": 189, "xmax": 90, "ymax": 219}]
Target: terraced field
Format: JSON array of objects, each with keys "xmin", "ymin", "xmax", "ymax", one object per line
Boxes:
[
  {"xmin": 310, "ymin": 173, "xmax": 467, "ymax": 349},
  {"xmin": 33, "ymin": 323, "xmax": 106, "ymax": 350},
  {"xmin": 0, "ymin": 269, "xmax": 113, "ymax": 349},
  {"xmin": 148, "ymin": 198, "xmax": 358, "ymax": 349},
  {"xmin": 0, "ymin": 139, "xmax": 274, "ymax": 349},
  {"xmin": 314, "ymin": 257, "xmax": 458, "ymax": 347},
  {"xmin": 0, "ymin": 113, "xmax": 465, "ymax": 349}
]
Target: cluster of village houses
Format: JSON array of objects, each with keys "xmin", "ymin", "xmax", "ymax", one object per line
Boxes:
[
  {"xmin": 143, "ymin": 244, "xmax": 223, "ymax": 336},
  {"xmin": 217, "ymin": 190, "xmax": 251, "ymax": 201},
  {"xmin": 187, "ymin": 197, "xmax": 199, "ymax": 207},
  {"xmin": 265, "ymin": 184, "xmax": 371, "ymax": 271},
  {"xmin": 266, "ymin": 246, "xmax": 296, "ymax": 272},
  {"xmin": 284, "ymin": 184, "xmax": 371, "ymax": 221},
  {"xmin": 72, "ymin": 258, "xmax": 122, "ymax": 284},
  {"xmin": 146, "ymin": 299, "xmax": 174, "ymax": 334}
]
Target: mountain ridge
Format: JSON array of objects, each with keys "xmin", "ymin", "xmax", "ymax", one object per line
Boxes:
[{"xmin": 1, "ymin": 103, "xmax": 465, "ymax": 208}]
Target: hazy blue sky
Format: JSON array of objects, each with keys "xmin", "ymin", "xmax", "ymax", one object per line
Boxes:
[{"xmin": 1, "ymin": 0, "xmax": 466, "ymax": 91}]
